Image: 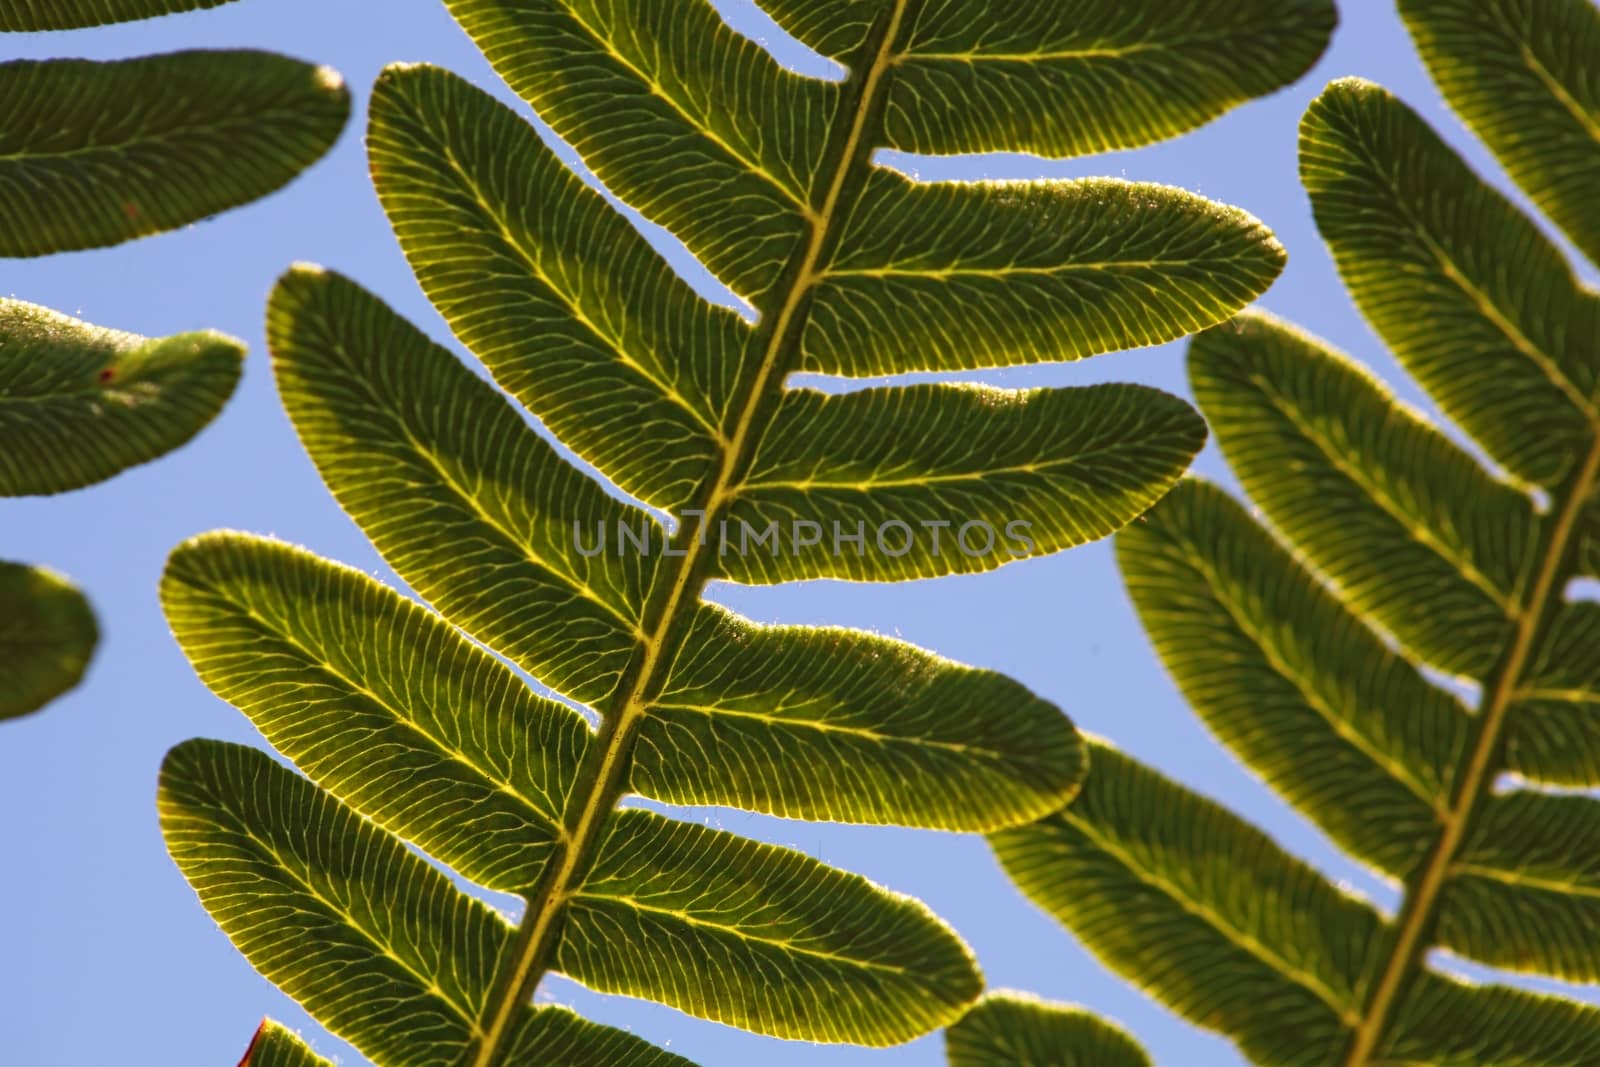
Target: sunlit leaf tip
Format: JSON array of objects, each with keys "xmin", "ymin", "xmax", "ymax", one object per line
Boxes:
[
  {"xmin": 0, "ymin": 561, "xmax": 97, "ymax": 721},
  {"xmin": 946, "ymin": 992, "xmax": 1152, "ymax": 1067},
  {"xmin": 0, "ymin": 298, "xmax": 244, "ymax": 496},
  {"xmin": 237, "ymin": 1019, "xmax": 333, "ymax": 1067}
]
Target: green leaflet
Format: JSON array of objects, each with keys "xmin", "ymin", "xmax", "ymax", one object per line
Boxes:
[
  {"xmin": 161, "ymin": 533, "xmax": 591, "ymax": 894},
  {"xmin": 440, "ymin": 0, "xmax": 826, "ymax": 303},
  {"xmin": 1379, "ymin": 975, "xmax": 1600, "ymax": 1067},
  {"xmin": 367, "ymin": 63, "xmax": 737, "ymax": 513},
  {"xmin": 0, "ymin": 52, "xmax": 348, "ymax": 257},
  {"xmin": 1442, "ymin": 789, "xmax": 1600, "ymax": 982},
  {"xmin": 161, "ymin": 740, "xmax": 509, "ymax": 1067},
  {"xmin": 160, "ymin": 740, "xmax": 705, "ymax": 1067},
  {"xmin": 993, "ymin": 742, "xmax": 1384, "ymax": 1067},
  {"xmin": 803, "ymin": 173, "xmax": 1285, "ymax": 376},
  {"xmin": 0, "ymin": 0, "xmax": 236, "ymax": 31},
  {"xmin": 1400, "ymin": 0, "xmax": 1600, "ymax": 268},
  {"xmin": 495, "ymin": 1006, "xmax": 699, "ymax": 1067},
  {"xmin": 1301, "ymin": 76, "xmax": 1600, "ymax": 489},
  {"xmin": 0, "ymin": 561, "xmax": 96, "ymax": 721},
  {"xmin": 0, "ymin": 299, "xmax": 243, "ymax": 497},
  {"xmin": 563, "ymin": 809, "xmax": 979, "ymax": 1045},
  {"xmin": 162, "ymin": 0, "xmax": 1333, "ymax": 1060},
  {"xmin": 266, "ymin": 266, "xmax": 653, "ymax": 708},
  {"xmin": 631, "ymin": 603, "xmax": 1085, "ymax": 831},
  {"xmin": 884, "ymin": 0, "xmax": 1336, "ymax": 157},
  {"xmin": 996, "ymin": 50, "xmax": 1600, "ymax": 1067},
  {"xmin": 1504, "ymin": 603, "xmax": 1600, "ymax": 787},
  {"xmin": 721, "ymin": 383, "xmax": 1205, "ymax": 582},
  {"xmin": 945, "ymin": 993, "xmax": 1151, "ymax": 1067},
  {"xmin": 238, "ymin": 1021, "xmax": 334, "ymax": 1067},
  {"xmin": 248, "ymin": 1004, "xmax": 702, "ymax": 1067},
  {"xmin": 1117, "ymin": 478, "xmax": 1468, "ymax": 878},
  {"xmin": 1190, "ymin": 311, "xmax": 1532, "ymax": 678}
]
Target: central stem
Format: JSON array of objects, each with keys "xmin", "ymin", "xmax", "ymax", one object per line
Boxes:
[
  {"xmin": 467, "ymin": 6, "xmax": 910, "ymax": 1062},
  {"xmin": 1339, "ymin": 433, "xmax": 1600, "ymax": 1067}
]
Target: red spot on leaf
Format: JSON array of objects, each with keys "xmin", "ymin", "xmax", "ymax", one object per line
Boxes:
[
  {"xmin": 123, "ymin": 201, "xmax": 139, "ymax": 219},
  {"xmin": 97, "ymin": 367, "xmax": 116, "ymax": 384}
]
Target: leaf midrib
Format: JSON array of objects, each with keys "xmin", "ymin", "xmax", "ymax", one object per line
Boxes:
[
  {"xmin": 1337, "ymin": 433, "xmax": 1600, "ymax": 1067},
  {"xmin": 0, "ymin": 104, "xmax": 319, "ymax": 165},
  {"xmin": 570, "ymin": 892, "xmax": 914, "ymax": 976},
  {"xmin": 649, "ymin": 697, "xmax": 1003, "ymax": 760},
  {"xmin": 741, "ymin": 440, "xmax": 1161, "ymax": 493},
  {"xmin": 464, "ymin": 7, "xmax": 910, "ymax": 1063},
  {"xmin": 889, "ymin": 15, "xmax": 1332, "ymax": 67}
]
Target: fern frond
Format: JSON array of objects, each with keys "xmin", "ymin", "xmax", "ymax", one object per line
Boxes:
[
  {"xmin": 158, "ymin": 0, "xmax": 1334, "ymax": 1060},
  {"xmin": 992, "ymin": 7, "xmax": 1600, "ymax": 1060}
]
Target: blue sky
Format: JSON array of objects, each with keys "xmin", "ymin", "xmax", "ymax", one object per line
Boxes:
[{"xmin": 4, "ymin": 2, "xmax": 1597, "ymax": 1065}]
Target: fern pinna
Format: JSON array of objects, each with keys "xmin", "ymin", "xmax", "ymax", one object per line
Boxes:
[
  {"xmin": 993, "ymin": 1, "xmax": 1600, "ymax": 1064},
  {"xmin": 154, "ymin": 0, "xmax": 1332, "ymax": 1062}
]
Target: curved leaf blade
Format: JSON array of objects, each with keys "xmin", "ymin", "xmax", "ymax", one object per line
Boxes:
[
  {"xmin": 633, "ymin": 603, "xmax": 1085, "ymax": 832},
  {"xmin": 367, "ymin": 63, "xmax": 739, "ymax": 511},
  {"xmin": 1505, "ymin": 603, "xmax": 1600, "ymax": 787},
  {"xmin": 500, "ymin": 1006, "xmax": 701, "ymax": 1067},
  {"xmin": 0, "ymin": 0, "xmax": 236, "ymax": 31},
  {"xmin": 1440, "ymin": 790, "xmax": 1600, "ymax": 982},
  {"xmin": 163, "ymin": 740, "xmax": 695, "ymax": 1067},
  {"xmin": 945, "ymin": 992, "xmax": 1151, "ymax": 1067},
  {"xmin": 1382, "ymin": 974, "xmax": 1600, "ymax": 1067},
  {"xmin": 563, "ymin": 808, "xmax": 980, "ymax": 1045},
  {"xmin": 886, "ymin": 0, "xmax": 1336, "ymax": 158},
  {"xmin": 1300, "ymin": 77, "xmax": 1600, "ymax": 487},
  {"xmin": 438, "ymin": 0, "xmax": 825, "ymax": 306},
  {"xmin": 990, "ymin": 741, "xmax": 1381, "ymax": 1067},
  {"xmin": 158, "ymin": 739, "xmax": 507, "ymax": 1067},
  {"xmin": 806, "ymin": 173, "xmax": 1286, "ymax": 377},
  {"xmin": 0, "ymin": 299, "xmax": 242, "ymax": 497},
  {"xmin": 721, "ymin": 383, "xmax": 1204, "ymax": 582},
  {"xmin": 1191, "ymin": 310, "xmax": 1530, "ymax": 677},
  {"xmin": 0, "ymin": 560, "xmax": 96, "ymax": 721},
  {"xmin": 1400, "ymin": 0, "xmax": 1600, "ymax": 268},
  {"xmin": 1117, "ymin": 479, "xmax": 1469, "ymax": 876},
  {"xmin": 266, "ymin": 266, "xmax": 649, "ymax": 707},
  {"xmin": 161, "ymin": 532, "xmax": 591, "ymax": 894},
  {"xmin": 0, "ymin": 52, "xmax": 348, "ymax": 257}
]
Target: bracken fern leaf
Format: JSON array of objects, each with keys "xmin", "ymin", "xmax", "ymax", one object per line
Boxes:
[
  {"xmin": 991, "ymin": 6, "xmax": 1600, "ymax": 1064},
  {"xmin": 157, "ymin": 0, "xmax": 1333, "ymax": 1061}
]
